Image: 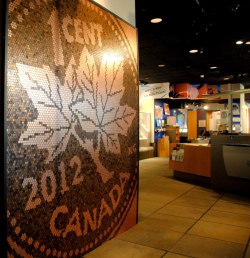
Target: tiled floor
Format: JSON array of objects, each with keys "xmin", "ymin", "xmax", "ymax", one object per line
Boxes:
[{"xmin": 85, "ymin": 157, "xmax": 250, "ymax": 258}]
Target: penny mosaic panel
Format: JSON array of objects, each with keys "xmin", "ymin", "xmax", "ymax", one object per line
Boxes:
[{"xmin": 7, "ymin": 0, "xmax": 138, "ymax": 257}]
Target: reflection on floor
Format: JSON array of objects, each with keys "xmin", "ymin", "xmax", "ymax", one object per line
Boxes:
[{"xmin": 85, "ymin": 157, "xmax": 250, "ymax": 258}]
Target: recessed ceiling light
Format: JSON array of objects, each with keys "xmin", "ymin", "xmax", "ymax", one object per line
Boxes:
[
  {"xmin": 210, "ymin": 66, "xmax": 217, "ymax": 69},
  {"xmin": 223, "ymin": 77, "xmax": 230, "ymax": 80},
  {"xmin": 158, "ymin": 64, "xmax": 165, "ymax": 67},
  {"xmin": 189, "ymin": 49, "xmax": 198, "ymax": 53},
  {"xmin": 200, "ymin": 74, "xmax": 205, "ymax": 78},
  {"xmin": 236, "ymin": 40, "xmax": 243, "ymax": 45},
  {"xmin": 151, "ymin": 18, "xmax": 162, "ymax": 23},
  {"xmin": 245, "ymin": 41, "xmax": 250, "ymax": 45}
]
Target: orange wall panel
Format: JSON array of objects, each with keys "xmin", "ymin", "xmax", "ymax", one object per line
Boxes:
[{"xmin": 188, "ymin": 110, "xmax": 197, "ymax": 139}]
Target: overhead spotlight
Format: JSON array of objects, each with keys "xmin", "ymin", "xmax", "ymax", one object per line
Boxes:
[
  {"xmin": 158, "ymin": 64, "xmax": 165, "ymax": 67},
  {"xmin": 231, "ymin": 4, "xmax": 240, "ymax": 12},
  {"xmin": 210, "ymin": 66, "xmax": 217, "ymax": 69},
  {"xmin": 236, "ymin": 40, "xmax": 243, "ymax": 45},
  {"xmin": 151, "ymin": 18, "xmax": 162, "ymax": 23},
  {"xmin": 223, "ymin": 77, "xmax": 230, "ymax": 80},
  {"xmin": 189, "ymin": 49, "xmax": 198, "ymax": 53},
  {"xmin": 245, "ymin": 41, "xmax": 250, "ymax": 45},
  {"xmin": 200, "ymin": 74, "xmax": 205, "ymax": 78}
]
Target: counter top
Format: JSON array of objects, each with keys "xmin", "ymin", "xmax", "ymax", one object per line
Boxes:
[{"xmin": 182, "ymin": 143, "xmax": 210, "ymax": 147}]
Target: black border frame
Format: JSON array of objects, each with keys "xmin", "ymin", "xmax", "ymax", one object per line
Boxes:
[{"xmin": 1, "ymin": 0, "xmax": 8, "ymax": 257}]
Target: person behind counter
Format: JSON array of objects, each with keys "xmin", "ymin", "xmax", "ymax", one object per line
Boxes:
[{"xmin": 200, "ymin": 130, "xmax": 211, "ymax": 138}]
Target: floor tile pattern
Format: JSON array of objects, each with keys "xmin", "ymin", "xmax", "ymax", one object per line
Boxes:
[{"xmin": 85, "ymin": 157, "xmax": 250, "ymax": 258}]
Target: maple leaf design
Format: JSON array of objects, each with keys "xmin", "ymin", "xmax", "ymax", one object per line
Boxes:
[
  {"xmin": 17, "ymin": 47, "xmax": 136, "ymax": 183},
  {"xmin": 17, "ymin": 57, "xmax": 82, "ymax": 162},
  {"xmin": 72, "ymin": 47, "xmax": 136, "ymax": 182}
]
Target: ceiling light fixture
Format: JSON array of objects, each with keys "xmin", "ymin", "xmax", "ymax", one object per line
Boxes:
[
  {"xmin": 158, "ymin": 64, "xmax": 165, "ymax": 67},
  {"xmin": 210, "ymin": 66, "xmax": 217, "ymax": 69},
  {"xmin": 223, "ymin": 77, "xmax": 230, "ymax": 80},
  {"xmin": 151, "ymin": 18, "xmax": 162, "ymax": 23},
  {"xmin": 189, "ymin": 49, "xmax": 198, "ymax": 53},
  {"xmin": 200, "ymin": 74, "xmax": 205, "ymax": 78},
  {"xmin": 236, "ymin": 40, "xmax": 243, "ymax": 45},
  {"xmin": 245, "ymin": 41, "xmax": 250, "ymax": 45}
]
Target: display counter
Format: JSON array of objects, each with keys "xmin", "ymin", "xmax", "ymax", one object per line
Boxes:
[
  {"xmin": 169, "ymin": 143, "xmax": 211, "ymax": 185},
  {"xmin": 211, "ymin": 135, "xmax": 250, "ymax": 197},
  {"xmin": 169, "ymin": 135, "xmax": 250, "ymax": 197}
]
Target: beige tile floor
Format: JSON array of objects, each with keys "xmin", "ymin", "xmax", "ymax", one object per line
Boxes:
[{"xmin": 85, "ymin": 157, "xmax": 250, "ymax": 258}]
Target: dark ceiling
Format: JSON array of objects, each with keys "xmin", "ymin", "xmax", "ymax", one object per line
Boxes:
[{"xmin": 135, "ymin": 0, "xmax": 250, "ymax": 86}]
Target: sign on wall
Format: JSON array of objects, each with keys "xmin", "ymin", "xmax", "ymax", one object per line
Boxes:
[
  {"xmin": 140, "ymin": 83, "xmax": 169, "ymax": 100},
  {"xmin": 7, "ymin": 0, "xmax": 138, "ymax": 257}
]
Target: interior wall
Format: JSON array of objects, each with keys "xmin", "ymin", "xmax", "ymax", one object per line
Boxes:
[
  {"xmin": 92, "ymin": 0, "xmax": 135, "ymax": 26},
  {"xmin": 248, "ymin": 108, "xmax": 250, "ymax": 133},
  {"xmin": 140, "ymin": 96, "xmax": 155, "ymax": 142},
  {"xmin": 6, "ymin": 0, "xmax": 138, "ymax": 256}
]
